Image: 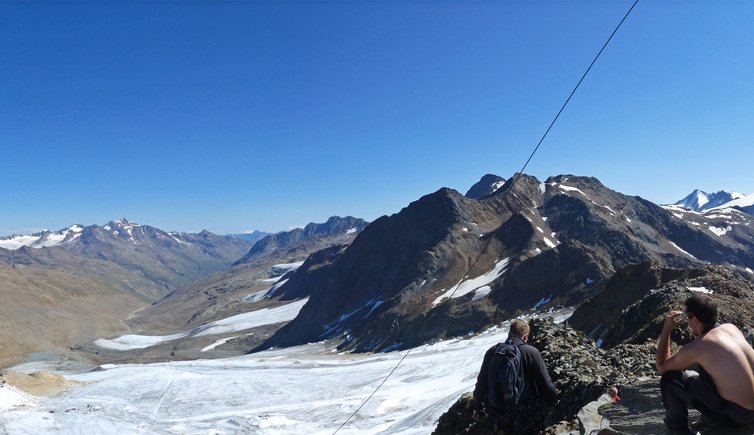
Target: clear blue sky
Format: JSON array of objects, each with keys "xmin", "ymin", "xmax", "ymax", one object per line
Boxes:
[{"xmin": 2, "ymin": 1, "xmax": 753, "ymax": 236}]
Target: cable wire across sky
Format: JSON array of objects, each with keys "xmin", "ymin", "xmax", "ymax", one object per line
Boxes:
[{"xmin": 332, "ymin": 0, "xmax": 641, "ymax": 432}]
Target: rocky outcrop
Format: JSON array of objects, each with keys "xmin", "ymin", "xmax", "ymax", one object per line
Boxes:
[
  {"xmin": 273, "ymin": 244, "xmax": 348, "ymax": 301},
  {"xmin": 569, "ymin": 263, "xmax": 754, "ymax": 348},
  {"xmin": 434, "ymin": 318, "xmax": 656, "ymax": 434}
]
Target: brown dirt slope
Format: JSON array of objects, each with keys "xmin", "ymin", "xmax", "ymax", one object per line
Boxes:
[{"xmin": 0, "ymin": 264, "xmax": 143, "ymax": 368}]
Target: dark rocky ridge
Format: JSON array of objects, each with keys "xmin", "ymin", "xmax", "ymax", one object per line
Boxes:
[
  {"xmin": 257, "ymin": 173, "xmax": 754, "ymax": 354},
  {"xmin": 568, "ymin": 262, "xmax": 754, "ymax": 348},
  {"xmin": 256, "ymin": 177, "xmax": 540, "ymax": 351},
  {"xmin": 234, "ymin": 216, "xmax": 368, "ymax": 266}
]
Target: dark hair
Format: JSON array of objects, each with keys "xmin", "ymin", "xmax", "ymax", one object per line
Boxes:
[
  {"xmin": 685, "ymin": 294, "xmax": 717, "ymax": 327},
  {"xmin": 509, "ymin": 319, "xmax": 530, "ymax": 338}
]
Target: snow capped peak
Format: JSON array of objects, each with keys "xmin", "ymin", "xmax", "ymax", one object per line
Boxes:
[
  {"xmin": 112, "ymin": 218, "xmax": 140, "ymax": 228},
  {"xmin": 673, "ymin": 189, "xmax": 751, "ymax": 213},
  {"xmin": 674, "ymin": 189, "xmax": 709, "ymax": 211}
]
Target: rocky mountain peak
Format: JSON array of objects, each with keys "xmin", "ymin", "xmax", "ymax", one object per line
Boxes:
[{"xmin": 465, "ymin": 174, "xmax": 506, "ymax": 199}]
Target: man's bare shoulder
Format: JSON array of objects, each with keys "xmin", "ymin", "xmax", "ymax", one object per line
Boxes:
[{"xmin": 706, "ymin": 323, "xmax": 744, "ymax": 340}]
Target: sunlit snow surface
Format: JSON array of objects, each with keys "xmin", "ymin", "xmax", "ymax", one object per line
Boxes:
[
  {"xmin": 95, "ymin": 299, "xmax": 308, "ymax": 351},
  {"xmin": 0, "ymin": 225, "xmax": 83, "ymax": 250},
  {"xmin": 432, "ymin": 258, "xmax": 510, "ymax": 305},
  {"xmin": 2, "ymin": 311, "xmax": 572, "ymax": 434}
]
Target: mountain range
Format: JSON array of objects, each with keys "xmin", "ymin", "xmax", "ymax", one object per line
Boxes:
[
  {"xmin": 257, "ymin": 175, "xmax": 754, "ymax": 353},
  {"xmin": 2, "ymin": 178, "xmax": 753, "ymax": 370},
  {"xmin": 0, "ymin": 220, "xmax": 253, "ymax": 367},
  {"xmin": 122, "ymin": 216, "xmax": 369, "ymax": 350},
  {"xmin": 1, "ymin": 174, "xmax": 753, "ymax": 433}
]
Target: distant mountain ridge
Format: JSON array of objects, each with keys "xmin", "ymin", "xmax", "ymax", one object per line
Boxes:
[
  {"xmin": 0, "ymin": 218, "xmax": 255, "ymax": 302},
  {"xmin": 126, "ymin": 215, "xmax": 370, "ymax": 339},
  {"xmin": 226, "ymin": 230, "xmax": 269, "ymax": 245},
  {"xmin": 0, "ymin": 225, "xmax": 86, "ymax": 250},
  {"xmin": 234, "ymin": 216, "xmax": 368, "ymax": 265},
  {"xmin": 673, "ymin": 189, "xmax": 752, "ymax": 213},
  {"xmin": 0, "ymin": 218, "xmax": 254, "ymax": 368}
]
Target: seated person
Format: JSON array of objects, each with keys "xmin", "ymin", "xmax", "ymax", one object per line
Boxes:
[{"xmin": 656, "ymin": 294, "xmax": 754, "ymax": 432}]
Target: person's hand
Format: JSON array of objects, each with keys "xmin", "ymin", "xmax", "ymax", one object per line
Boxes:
[{"xmin": 664, "ymin": 310, "xmax": 685, "ymax": 331}]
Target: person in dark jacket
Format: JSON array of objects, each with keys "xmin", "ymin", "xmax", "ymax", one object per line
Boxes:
[{"xmin": 472, "ymin": 319, "xmax": 558, "ymax": 432}]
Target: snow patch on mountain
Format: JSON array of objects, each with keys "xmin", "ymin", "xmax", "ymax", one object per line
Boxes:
[
  {"xmin": 0, "ymin": 235, "xmax": 39, "ymax": 250},
  {"xmin": 243, "ymin": 288, "xmax": 273, "ymax": 303},
  {"xmin": 707, "ymin": 193, "xmax": 754, "ymax": 211},
  {"xmin": 271, "ymin": 261, "xmax": 305, "ymax": 274},
  {"xmin": 201, "ymin": 335, "xmax": 241, "ymax": 352},
  {"xmin": 364, "ymin": 298, "xmax": 385, "ymax": 318},
  {"xmin": 471, "ymin": 286, "xmax": 492, "ymax": 301},
  {"xmin": 558, "ymin": 184, "xmax": 589, "ymax": 198},
  {"xmin": 0, "ymin": 225, "xmax": 85, "ymax": 250},
  {"xmin": 708, "ymin": 225, "xmax": 732, "ymax": 236},
  {"xmin": 432, "ymin": 258, "xmax": 510, "ymax": 305},
  {"xmin": 533, "ymin": 295, "xmax": 553, "ymax": 309},
  {"xmin": 669, "ymin": 241, "xmax": 696, "ymax": 259}
]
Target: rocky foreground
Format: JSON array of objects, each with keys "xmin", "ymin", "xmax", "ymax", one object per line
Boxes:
[
  {"xmin": 434, "ymin": 264, "xmax": 754, "ymax": 434},
  {"xmin": 433, "ymin": 318, "xmax": 657, "ymax": 434}
]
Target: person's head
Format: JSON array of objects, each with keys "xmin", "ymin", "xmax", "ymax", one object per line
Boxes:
[
  {"xmin": 684, "ymin": 293, "xmax": 718, "ymax": 336},
  {"xmin": 508, "ymin": 319, "xmax": 530, "ymax": 342}
]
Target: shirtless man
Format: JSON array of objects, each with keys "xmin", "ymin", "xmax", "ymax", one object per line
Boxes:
[{"xmin": 656, "ymin": 293, "xmax": 754, "ymax": 432}]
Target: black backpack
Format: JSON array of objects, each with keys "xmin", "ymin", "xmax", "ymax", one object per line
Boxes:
[{"xmin": 486, "ymin": 341, "xmax": 525, "ymax": 410}]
